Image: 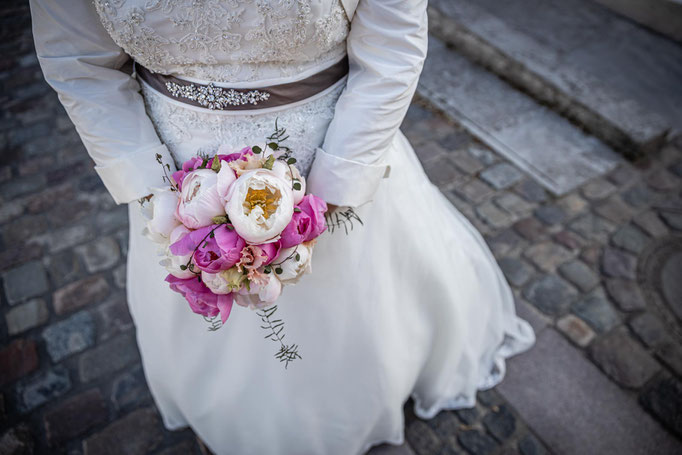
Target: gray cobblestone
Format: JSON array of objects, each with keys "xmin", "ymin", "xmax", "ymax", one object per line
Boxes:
[
  {"xmin": 42, "ymin": 311, "xmax": 96, "ymax": 363},
  {"xmin": 467, "ymin": 145, "xmax": 497, "ymax": 166},
  {"xmin": 611, "ymin": 224, "xmax": 649, "ymax": 254},
  {"xmin": 557, "ymin": 314, "xmax": 596, "ymax": 347},
  {"xmin": 656, "ymin": 343, "xmax": 682, "ymax": 378},
  {"xmin": 605, "ymin": 279, "xmax": 646, "ymax": 312},
  {"xmin": 514, "ymin": 179, "xmax": 547, "ymax": 203},
  {"xmin": 5, "ymin": 298, "xmax": 48, "ymax": 335},
  {"xmin": 524, "ymin": 242, "xmax": 573, "ymax": 273},
  {"xmin": 498, "ymin": 257, "xmax": 533, "ymax": 287},
  {"xmin": 601, "ymin": 248, "xmax": 638, "ymax": 279},
  {"xmin": 594, "ymin": 196, "xmax": 634, "ymax": 224},
  {"xmin": 495, "ymin": 193, "xmax": 533, "ymax": 218},
  {"xmin": 450, "ymin": 149, "xmax": 484, "ymax": 174},
  {"xmin": 569, "ymin": 213, "xmax": 615, "ymax": 243},
  {"xmin": 482, "ymin": 404, "xmax": 516, "ymax": 442},
  {"xmin": 639, "ymin": 376, "xmax": 682, "ymax": 438},
  {"xmin": 645, "ymin": 168, "xmax": 679, "ymax": 192},
  {"xmin": 480, "ymin": 163, "xmax": 523, "ymax": 189},
  {"xmin": 16, "ymin": 366, "xmax": 72, "ymax": 413},
  {"xmin": 628, "ymin": 313, "xmax": 672, "ymax": 348},
  {"xmin": 83, "ymin": 407, "xmax": 163, "ymax": 455},
  {"xmin": 581, "ymin": 178, "xmax": 617, "ymax": 200},
  {"xmin": 476, "ymin": 201, "xmax": 511, "ymax": 229},
  {"xmin": 571, "ymin": 289, "xmax": 620, "ymax": 333},
  {"xmin": 660, "ymin": 210, "xmax": 682, "ymax": 230},
  {"xmin": 75, "ymin": 237, "xmax": 121, "ymax": 273},
  {"xmin": 454, "ymin": 179, "xmax": 494, "ymax": 204},
  {"xmin": 621, "ymin": 184, "xmax": 658, "ymax": 209},
  {"xmin": 556, "ymin": 194, "xmax": 588, "ymax": 219},
  {"xmin": 513, "ymin": 217, "xmax": 547, "ymax": 242},
  {"xmin": 633, "ymin": 211, "xmax": 669, "ymax": 237},
  {"xmin": 111, "ymin": 365, "xmax": 152, "ymax": 412},
  {"xmin": 590, "ymin": 328, "xmax": 660, "ymax": 389},
  {"xmin": 558, "ymin": 260, "xmax": 599, "ymax": 292},
  {"xmin": 2, "ymin": 260, "xmax": 48, "ymax": 304},
  {"xmin": 79, "ymin": 332, "xmax": 140, "ymax": 383},
  {"xmin": 45, "ymin": 249, "xmax": 84, "ymax": 287},
  {"xmin": 458, "ymin": 429, "xmax": 497, "ymax": 455},
  {"xmin": 522, "ymin": 274, "xmax": 577, "ymax": 316},
  {"xmin": 518, "ymin": 433, "xmax": 548, "ymax": 455},
  {"xmin": 53, "ymin": 275, "xmax": 110, "ymax": 315},
  {"xmin": 534, "ymin": 205, "xmax": 566, "ymax": 225}
]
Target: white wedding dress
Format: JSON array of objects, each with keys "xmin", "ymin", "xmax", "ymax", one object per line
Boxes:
[{"xmin": 31, "ymin": 0, "xmax": 535, "ymax": 454}]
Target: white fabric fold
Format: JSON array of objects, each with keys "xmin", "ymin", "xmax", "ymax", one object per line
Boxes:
[
  {"xmin": 307, "ymin": 0, "xmax": 428, "ymax": 207},
  {"xmin": 307, "ymin": 147, "xmax": 390, "ymax": 207},
  {"xmin": 95, "ymin": 143, "xmax": 174, "ymax": 204}
]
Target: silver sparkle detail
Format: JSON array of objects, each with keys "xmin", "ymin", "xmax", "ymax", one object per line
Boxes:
[{"xmin": 164, "ymin": 81, "xmax": 271, "ymax": 109}]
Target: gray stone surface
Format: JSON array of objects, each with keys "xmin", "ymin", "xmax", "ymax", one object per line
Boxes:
[
  {"xmin": 2, "ymin": 260, "xmax": 49, "ymax": 304},
  {"xmin": 498, "ymin": 258, "xmax": 533, "ymax": 287},
  {"xmin": 524, "ymin": 242, "xmax": 573, "ymax": 273},
  {"xmin": 523, "ymin": 274, "xmax": 578, "ymax": 316},
  {"xmin": 42, "ymin": 311, "xmax": 96, "ymax": 363},
  {"xmin": 611, "ymin": 224, "xmax": 649, "ymax": 254},
  {"xmin": 498, "ymin": 329, "xmax": 680, "ymax": 454},
  {"xmin": 16, "ymin": 366, "xmax": 72, "ymax": 413},
  {"xmin": 558, "ymin": 260, "xmax": 599, "ymax": 292},
  {"xmin": 557, "ymin": 314, "xmax": 596, "ymax": 347},
  {"xmin": 82, "ymin": 407, "xmax": 163, "ymax": 455},
  {"xmin": 589, "ymin": 328, "xmax": 661, "ymax": 388},
  {"xmin": 605, "ymin": 279, "xmax": 646, "ymax": 312},
  {"xmin": 480, "ymin": 163, "xmax": 524, "ymax": 190},
  {"xmin": 571, "ymin": 290, "xmax": 620, "ymax": 333},
  {"xmin": 78, "ymin": 332, "xmax": 140, "ymax": 383},
  {"xmin": 639, "ymin": 376, "xmax": 682, "ymax": 439},
  {"xmin": 418, "ymin": 37, "xmax": 621, "ymax": 196},
  {"xmin": 5, "ymin": 298, "xmax": 49, "ymax": 335},
  {"xmin": 601, "ymin": 248, "xmax": 638, "ymax": 279},
  {"xmin": 427, "ymin": 0, "xmax": 678, "ymax": 154},
  {"xmin": 628, "ymin": 313, "xmax": 673, "ymax": 348},
  {"xmin": 75, "ymin": 237, "xmax": 121, "ymax": 273}
]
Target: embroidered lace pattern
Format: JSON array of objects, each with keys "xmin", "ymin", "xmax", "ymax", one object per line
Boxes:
[
  {"xmin": 141, "ymin": 81, "xmax": 345, "ymax": 176},
  {"xmin": 93, "ymin": 0, "xmax": 350, "ymax": 83}
]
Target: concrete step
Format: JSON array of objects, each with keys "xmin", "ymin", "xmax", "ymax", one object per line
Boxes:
[
  {"xmin": 417, "ymin": 37, "xmax": 622, "ymax": 196},
  {"xmin": 427, "ymin": 0, "xmax": 682, "ymax": 158},
  {"xmin": 592, "ymin": 0, "xmax": 682, "ymax": 42}
]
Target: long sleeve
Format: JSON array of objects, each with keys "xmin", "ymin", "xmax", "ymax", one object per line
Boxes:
[
  {"xmin": 29, "ymin": 0, "xmax": 174, "ymax": 204},
  {"xmin": 306, "ymin": 0, "xmax": 428, "ymax": 208}
]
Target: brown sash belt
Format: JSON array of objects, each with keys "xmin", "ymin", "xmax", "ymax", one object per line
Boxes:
[{"xmin": 135, "ymin": 57, "xmax": 349, "ymax": 111}]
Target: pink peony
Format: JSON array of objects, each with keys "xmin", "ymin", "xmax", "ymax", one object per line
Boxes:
[
  {"xmin": 279, "ymin": 194, "xmax": 328, "ymax": 248},
  {"xmin": 172, "ymin": 157, "xmax": 204, "ymax": 192},
  {"xmin": 170, "ymin": 225, "xmax": 246, "ymax": 273},
  {"xmin": 165, "ymin": 274, "xmax": 234, "ymax": 323}
]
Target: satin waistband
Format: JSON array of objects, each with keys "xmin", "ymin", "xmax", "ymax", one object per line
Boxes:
[{"xmin": 135, "ymin": 57, "xmax": 349, "ymax": 111}]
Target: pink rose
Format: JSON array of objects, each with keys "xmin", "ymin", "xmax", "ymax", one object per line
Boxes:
[
  {"xmin": 279, "ymin": 194, "xmax": 327, "ymax": 248},
  {"xmin": 165, "ymin": 274, "xmax": 233, "ymax": 323},
  {"xmin": 170, "ymin": 225, "xmax": 246, "ymax": 273}
]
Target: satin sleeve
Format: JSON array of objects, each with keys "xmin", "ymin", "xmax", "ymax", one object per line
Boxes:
[
  {"xmin": 306, "ymin": 0, "xmax": 428, "ymax": 208},
  {"xmin": 29, "ymin": 0, "xmax": 174, "ymax": 204}
]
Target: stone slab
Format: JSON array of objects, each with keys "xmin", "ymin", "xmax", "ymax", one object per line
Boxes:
[
  {"xmin": 428, "ymin": 0, "xmax": 679, "ymax": 151},
  {"xmin": 497, "ymin": 329, "xmax": 681, "ymax": 454},
  {"xmin": 418, "ymin": 38, "xmax": 621, "ymax": 196}
]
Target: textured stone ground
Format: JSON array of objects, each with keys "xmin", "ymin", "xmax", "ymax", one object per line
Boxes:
[{"xmin": 2, "ymin": 1, "xmax": 682, "ymax": 454}]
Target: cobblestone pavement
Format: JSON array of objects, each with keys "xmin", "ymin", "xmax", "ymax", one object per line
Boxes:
[{"xmin": 2, "ymin": 1, "xmax": 682, "ymax": 454}]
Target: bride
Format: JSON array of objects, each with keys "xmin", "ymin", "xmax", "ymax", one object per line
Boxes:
[{"xmin": 30, "ymin": 0, "xmax": 535, "ymax": 453}]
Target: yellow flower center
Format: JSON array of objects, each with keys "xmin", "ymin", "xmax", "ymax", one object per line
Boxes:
[{"xmin": 243, "ymin": 185, "xmax": 280, "ymax": 219}]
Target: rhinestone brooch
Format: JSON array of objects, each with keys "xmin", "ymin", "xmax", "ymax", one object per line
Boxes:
[{"xmin": 165, "ymin": 81, "xmax": 271, "ymax": 110}]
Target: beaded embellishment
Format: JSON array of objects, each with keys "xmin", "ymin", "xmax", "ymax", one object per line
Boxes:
[{"xmin": 165, "ymin": 81, "xmax": 271, "ymax": 110}]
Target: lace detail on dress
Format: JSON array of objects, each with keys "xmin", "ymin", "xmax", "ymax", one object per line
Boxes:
[
  {"xmin": 93, "ymin": 0, "xmax": 350, "ymax": 82},
  {"xmin": 141, "ymin": 80, "xmax": 345, "ymax": 176}
]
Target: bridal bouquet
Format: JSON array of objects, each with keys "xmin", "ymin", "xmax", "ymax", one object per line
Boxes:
[{"xmin": 140, "ymin": 124, "xmax": 355, "ymax": 367}]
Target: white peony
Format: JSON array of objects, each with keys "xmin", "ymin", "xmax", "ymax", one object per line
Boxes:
[
  {"xmin": 141, "ymin": 187, "xmax": 181, "ymax": 244},
  {"xmin": 159, "ymin": 225, "xmax": 195, "ymax": 279},
  {"xmin": 276, "ymin": 242, "xmax": 314, "ymax": 284},
  {"xmin": 271, "ymin": 160, "xmax": 306, "ymax": 204},
  {"xmin": 201, "ymin": 268, "xmax": 246, "ymax": 295},
  {"xmin": 224, "ymin": 169, "xmax": 294, "ymax": 244},
  {"xmin": 234, "ymin": 272, "xmax": 282, "ymax": 310},
  {"xmin": 176, "ymin": 169, "xmax": 225, "ymax": 229}
]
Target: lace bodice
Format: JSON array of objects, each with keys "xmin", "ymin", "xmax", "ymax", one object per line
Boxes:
[{"xmin": 93, "ymin": 0, "xmax": 350, "ymax": 82}]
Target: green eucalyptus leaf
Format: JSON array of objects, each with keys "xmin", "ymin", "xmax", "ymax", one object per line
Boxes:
[
  {"xmin": 268, "ymin": 142, "xmax": 279, "ymax": 150},
  {"xmin": 253, "ymin": 145, "xmax": 262, "ymax": 154},
  {"xmin": 293, "ymin": 182, "xmax": 301, "ymax": 191},
  {"xmin": 286, "ymin": 157, "xmax": 297, "ymax": 165}
]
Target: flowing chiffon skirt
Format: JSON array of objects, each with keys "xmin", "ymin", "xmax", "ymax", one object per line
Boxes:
[{"xmin": 126, "ymin": 77, "xmax": 535, "ymax": 455}]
